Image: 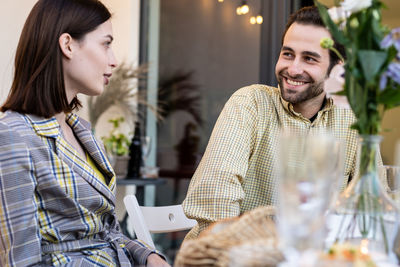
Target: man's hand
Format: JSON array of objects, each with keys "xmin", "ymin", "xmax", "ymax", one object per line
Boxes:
[
  {"xmin": 146, "ymin": 253, "xmax": 170, "ymax": 267},
  {"xmin": 325, "ymin": 64, "xmax": 350, "ymax": 109}
]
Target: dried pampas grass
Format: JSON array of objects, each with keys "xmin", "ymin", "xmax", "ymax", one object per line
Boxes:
[{"xmin": 88, "ymin": 62, "xmax": 160, "ymax": 129}]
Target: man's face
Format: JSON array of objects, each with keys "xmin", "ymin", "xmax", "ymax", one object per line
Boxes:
[{"xmin": 275, "ymin": 23, "xmax": 331, "ymax": 105}]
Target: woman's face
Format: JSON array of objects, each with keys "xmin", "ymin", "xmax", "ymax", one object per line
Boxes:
[{"xmin": 62, "ymin": 19, "xmax": 117, "ymax": 101}]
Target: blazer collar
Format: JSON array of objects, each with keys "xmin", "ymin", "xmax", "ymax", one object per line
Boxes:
[
  {"xmin": 26, "ymin": 113, "xmax": 116, "ymax": 204},
  {"xmin": 27, "ymin": 114, "xmax": 61, "ymax": 138}
]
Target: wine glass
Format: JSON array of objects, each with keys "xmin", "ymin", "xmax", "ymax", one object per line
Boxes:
[
  {"xmin": 276, "ymin": 130, "xmax": 343, "ymax": 264},
  {"xmin": 141, "ymin": 136, "xmax": 152, "ymax": 165}
]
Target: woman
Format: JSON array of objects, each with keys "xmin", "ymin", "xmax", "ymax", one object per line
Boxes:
[{"xmin": 0, "ymin": 0, "xmax": 168, "ymax": 266}]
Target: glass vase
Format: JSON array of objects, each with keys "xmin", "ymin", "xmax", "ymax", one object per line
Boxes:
[{"xmin": 327, "ymin": 135, "xmax": 400, "ymax": 263}]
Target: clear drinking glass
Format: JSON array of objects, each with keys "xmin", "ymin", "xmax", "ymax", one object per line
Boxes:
[
  {"xmin": 277, "ymin": 131, "xmax": 343, "ymax": 258},
  {"xmin": 141, "ymin": 136, "xmax": 152, "ymax": 164},
  {"xmin": 140, "ymin": 136, "xmax": 155, "ymax": 178}
]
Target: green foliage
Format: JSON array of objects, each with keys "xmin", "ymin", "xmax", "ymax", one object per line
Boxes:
[
  {"xmin": 102, "ymin": 117, "xmax": 131, "ymax": 156},
  {"xmin": 315, "ymin": 0, "xmax": 400, "ymax": 135}
]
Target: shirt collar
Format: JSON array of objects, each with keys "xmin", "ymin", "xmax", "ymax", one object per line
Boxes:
[{"xmin": 278, "ymin": 85, "xmax": 334, "ymax": 118}]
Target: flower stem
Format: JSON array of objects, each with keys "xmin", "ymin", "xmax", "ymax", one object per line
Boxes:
[{"xmin": 330, "ymin": 46, "xmax": 345, "ymax": 63}]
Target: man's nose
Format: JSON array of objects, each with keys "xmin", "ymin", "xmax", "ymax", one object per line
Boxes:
[{"xmin": 287, "ymin": 60, "xmax": 303, "ymax": 77}]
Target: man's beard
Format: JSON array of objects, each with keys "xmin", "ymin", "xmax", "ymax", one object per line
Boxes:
[{"xmin": 277, "ymin": 71, "xmax": 325, "ymax": 104}]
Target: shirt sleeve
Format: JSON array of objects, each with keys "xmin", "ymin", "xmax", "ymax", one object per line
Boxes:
[
  {"xmin": 123, "ymin": 238, "xmax": 166, "ymax": 265},
  {"xmin": 0, "ymin": 123, "xmax": 42, "ymax": 266},
  {"xmin": 182, "ymin": 88, "xmax": 258, "ymax": 236}
]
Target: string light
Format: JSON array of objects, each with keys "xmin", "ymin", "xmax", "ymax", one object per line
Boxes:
[
  {"xmin": 250, "ymin": 15, "xmax": 263, "ymax": 24},
  {"xmin": 236, "ymin": 1, "xmax": 249, "ymax": 15},
  {"xmin": 249, "ymin": 1, "xmax": 263, "ymax": 25},
  {"xmin": 256, "ymin": 15, "xmax": 263, "ymax": 24},
  {"xmin": 241, "ymin": 3, "xmax": 249, "ymax": 14}
]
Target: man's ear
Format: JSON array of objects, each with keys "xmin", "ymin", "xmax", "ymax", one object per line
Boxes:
[{"xmin": 59, "ymin": 33, "xmax": 74, "ymax": 59}]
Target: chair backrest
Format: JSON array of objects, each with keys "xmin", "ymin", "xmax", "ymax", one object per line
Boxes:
[{"xmin": 123, "ymin": 194, "xmax": 197, "ymax": 249}]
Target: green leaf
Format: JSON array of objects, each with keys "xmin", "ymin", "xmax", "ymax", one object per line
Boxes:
[
  {"xmin": 357, "ymin": 50, "xmax": 386, "ymax": 82},
  {"xmin": 314, "ymin": 1, "xmax": 349, "ymax": 45},
  {"xmin": 378, "ymin": 88, "xmax": 400, "ymax": 107},
  {"xmin": 387, "ymin": 46, "xmax": 398, "ymax": 63}
]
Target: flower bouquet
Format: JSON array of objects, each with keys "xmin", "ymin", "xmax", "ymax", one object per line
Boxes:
[{"xmin": 315, "ymin": 0, "xmax": 400, "ymax": 261}]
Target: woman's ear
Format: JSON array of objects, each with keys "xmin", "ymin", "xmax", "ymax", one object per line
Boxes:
[{"xmin": 59, "ymin": 33, "xmax": 74, "ymax": 59}]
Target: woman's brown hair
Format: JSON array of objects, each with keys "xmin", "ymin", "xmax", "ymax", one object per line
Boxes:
[{"xmin": 1, "ymin": 0, "xmax": 111, "ymax": 117}]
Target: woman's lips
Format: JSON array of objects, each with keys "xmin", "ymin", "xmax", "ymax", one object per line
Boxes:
[{"xmin": 104, "ymin": 74, "xmax": 112, "ymax": 85}]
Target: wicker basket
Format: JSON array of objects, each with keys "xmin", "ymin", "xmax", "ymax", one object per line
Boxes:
[{"xmin": 174, "ymin": 206, "xmax": 284, "ymax": 267}]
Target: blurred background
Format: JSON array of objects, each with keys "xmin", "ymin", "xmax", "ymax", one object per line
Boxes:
[{"xmin": 1, "ymin": 0, "xmax": 399, "ymax": 262}]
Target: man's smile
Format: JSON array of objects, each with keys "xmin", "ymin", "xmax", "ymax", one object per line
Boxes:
[{"xmin": 286, "ymin": 78, "xmax": 306, "ymax": 86}]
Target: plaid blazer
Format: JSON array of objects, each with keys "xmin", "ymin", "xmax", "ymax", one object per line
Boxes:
[{"xmin": 0, "ymin": 111, "xmax": 154, "ymax": 266}]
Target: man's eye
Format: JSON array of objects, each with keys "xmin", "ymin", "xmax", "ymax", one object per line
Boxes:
[
  {"xmin": 282, "ymin": 52, "xmax": 293, "ymax": 58},
  {"xmin": 305, "ymin": 57, "xmax": 316, "ymax": 62}
]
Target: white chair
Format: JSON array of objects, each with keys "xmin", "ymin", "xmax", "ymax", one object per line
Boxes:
[{"xmin": 123, "ymin": 194, "xmax": 197, "ymax": 249}]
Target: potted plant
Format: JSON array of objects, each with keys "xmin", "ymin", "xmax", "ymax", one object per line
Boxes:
[
  {"xmin": 158, "ymin": 70, "xmax": 203, "ymax": 170},
  {"xmin": 102, "ymin": 117, "xmax": 131, "ymax": 178}
]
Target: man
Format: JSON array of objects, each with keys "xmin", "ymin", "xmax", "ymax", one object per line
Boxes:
[{"xmin": 182, "ymin": 6, "xmax": 359, "ymax": 239}]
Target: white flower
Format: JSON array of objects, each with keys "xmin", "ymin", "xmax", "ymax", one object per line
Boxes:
[
  {"xmin": 324, "ymin": 65, "xmax": 350, "ymax": 109},
  {"xmin": 328, "ymin": 6, "xmax": 349, "ymax": 23},
  {"xmin": 340, "ymin": 0, "xmax": 372, "ymax": 14}
]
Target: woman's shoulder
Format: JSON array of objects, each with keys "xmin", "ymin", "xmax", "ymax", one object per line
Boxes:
[
  {"xmin": 0, "ymin": 112, "xmax": 31, "ymax": 147},
  {"xmin": 0, "ymin": 111, "xmax": 30, "ymax": 128},
  {"xmin": 0, "ymin": 111, "xmax": 41, "ymax": 143}
]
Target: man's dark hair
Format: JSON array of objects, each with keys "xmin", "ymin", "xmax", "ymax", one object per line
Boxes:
[
  {"xmin": 282, "ymin": 6, "xmax": 345, "ymax": 74},
  {"xmin": 1, "ymin": 0, "xmax": 112, "ymax": 117}
]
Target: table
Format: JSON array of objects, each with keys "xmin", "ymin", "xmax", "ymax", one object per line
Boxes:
[{"xmin": 116, "ymin": 177, "xmax": 167, "ymax": 205}]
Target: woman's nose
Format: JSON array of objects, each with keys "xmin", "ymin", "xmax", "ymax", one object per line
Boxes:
[{"xmin": 110, "ymin": 50, "xmax": 118, "ymax": 68}]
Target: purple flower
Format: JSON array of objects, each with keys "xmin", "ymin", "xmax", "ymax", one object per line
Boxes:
[
  {"xmin": 380, "ymin": 62, "xmax": 400, "ymax": 90},
  {"xmin": 380, "ymin": 73, "xmax": 388, "ymax": 90},
  {"xmin": 388, "ymin": 63, "xmax": 400, "ymax": 84},
  {"xmin": 381, "ymin": 28, "xmax": 400, "ymax": 51}
]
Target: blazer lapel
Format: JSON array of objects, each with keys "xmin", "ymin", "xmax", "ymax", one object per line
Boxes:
[
  {"xmin": 27, "ymin": 114, "xmax": 116, "ymax": 205},
  {"xmin": 65, "ymin": 114, "xmax": 117, "ymax": 201}
]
